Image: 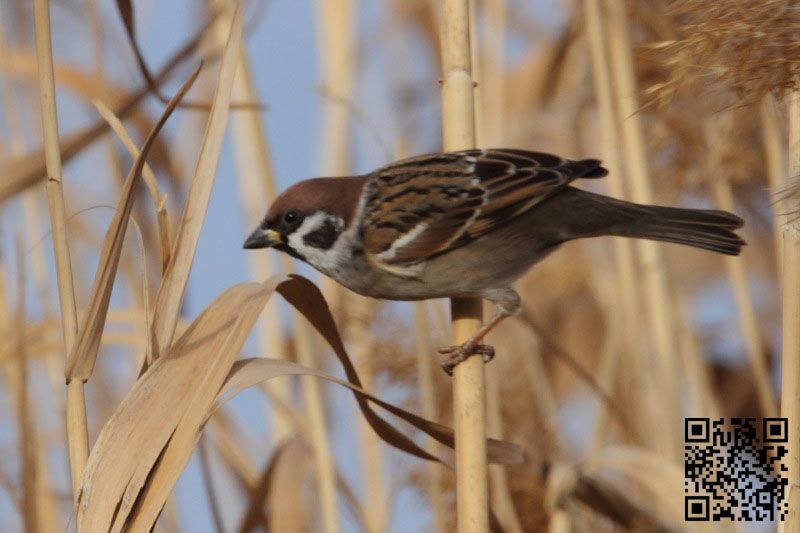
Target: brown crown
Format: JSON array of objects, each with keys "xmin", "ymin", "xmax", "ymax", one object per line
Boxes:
[{"xmin": 264, "ymin": 176, "xmax": 366, "ymax": 227}]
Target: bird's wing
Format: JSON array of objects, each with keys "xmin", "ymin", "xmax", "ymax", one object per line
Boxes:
[{"xmin": 361, "ymin": 148, "xmax": 607, "ymax": 271}]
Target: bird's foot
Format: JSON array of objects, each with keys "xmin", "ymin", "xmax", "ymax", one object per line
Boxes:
[{"xmin": 437, "ymin": 342, "xmax": 495, "ymax": 376}]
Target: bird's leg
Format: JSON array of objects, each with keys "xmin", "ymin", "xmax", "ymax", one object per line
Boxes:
[
  {"xmin": 438, "ymin": 312, "xmax": 507, "ymax": 375},
  {"xmin": 438, "ymin": 289, "xmax": 520, "ymax": 375}
]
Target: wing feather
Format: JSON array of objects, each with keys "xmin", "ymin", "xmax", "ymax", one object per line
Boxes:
[{"xmin": 362, "ymin": 148, "xmax": 607, "ymax": 272}]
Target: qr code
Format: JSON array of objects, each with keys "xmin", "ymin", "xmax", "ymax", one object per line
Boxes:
[{"xmin": 684, "ymin": 417, "xmax": 788, "ymax": 521}]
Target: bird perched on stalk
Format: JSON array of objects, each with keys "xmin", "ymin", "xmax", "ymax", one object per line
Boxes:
[{"xmin": 244, "ymin": 149, "xmax": 744, "ymax": 374}]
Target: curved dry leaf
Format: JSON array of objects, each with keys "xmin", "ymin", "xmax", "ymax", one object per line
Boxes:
[
  {"xmin": 77, "ymin": 265, "xmax": 520, "ymax": 531},
  {"xmin": 77, "ymin": 277, "xmax": 284, "ymax": 532},
  {"xmin": 218, "ymin": 357, "xmax": 520, "ymax": 466},
  {"xmin": 274, "ymin": 275, "xmax": 523, "ymax": 465},
  {"xmin": 64, "ymin": 66, "xmax": 201, "ymax": 382}
]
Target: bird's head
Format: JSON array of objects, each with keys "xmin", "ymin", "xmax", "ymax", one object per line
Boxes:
[{"xmin": 243, "ymin": 176, "xmax": 365, "ymax": 265}]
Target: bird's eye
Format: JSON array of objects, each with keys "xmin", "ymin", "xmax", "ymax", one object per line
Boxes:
[{"xmin": 283, "ymin": 210, "xmax": 301, "ymax": 225}]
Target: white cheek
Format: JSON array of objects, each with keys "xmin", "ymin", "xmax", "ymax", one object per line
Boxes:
[{"xmin": 287, "ymin": 212, "xmax": 348, "ymax": 275}]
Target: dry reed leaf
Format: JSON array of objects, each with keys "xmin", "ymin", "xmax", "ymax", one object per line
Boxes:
[
  {"xmin": 77, "ymin": 277, "xmax": 281, "ymax": 531},
  {"xmin": 124, "ymin": 286, "xmax": 271, "ymax": 529},
  {"xmin": 218, "ymin": 358, "xmax": 514, "ymax": 465},
  {"xmin": 151, "ymin": 3, "xmax": 244, "ymax": 360},
  {"xmin": 0, "ymin": 12, "xmax": 213, "ymax": 204},
  {"xmin": 91, "ymin": 99, "xmax": 174, "ymax": 273},
  {"xmin": 216, "ymin": 275, "xmax": 522, "ymax": 466},
  {"xmin": 266, "ymin": 437, "xmax": 313, "ymax": 533},
  {"xmin": 64, "ymin": 66, "xmax": 200, "ymax": 382},
  {"xmin": 268, "ymin": 276, "xmax": 522, "ymax": 464},
  {"xmin": 77, "ymin": 272, "xmax": 513, "ymax": 531}
]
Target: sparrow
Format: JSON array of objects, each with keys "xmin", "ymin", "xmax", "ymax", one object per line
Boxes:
[{"xmin": 244, "ymin": 148, "xmax": 744, "ymax": 374}]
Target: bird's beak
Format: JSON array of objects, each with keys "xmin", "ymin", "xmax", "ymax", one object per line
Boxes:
[{"xmin": 243, "ymin": 228, "xmax": 282, "ymax": 249}]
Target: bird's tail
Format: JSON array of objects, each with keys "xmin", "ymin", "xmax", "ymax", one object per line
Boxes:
[{"xmin": 564, "ymin": 189, "xmax": 745, "ymax": 255}]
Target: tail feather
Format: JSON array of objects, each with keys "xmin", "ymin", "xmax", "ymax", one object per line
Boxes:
[
  {"xmin": 612, "ymin": 205, "xmax": 745, "ymax": 256},
  {"xmin": 562, "ymin": 189, "xmax": 746, "ymax": 256}
]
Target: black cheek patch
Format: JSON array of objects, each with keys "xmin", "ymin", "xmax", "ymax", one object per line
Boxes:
[{"xmin": 302, "ymin": 219, "xmax": 341, "ymax": 250}]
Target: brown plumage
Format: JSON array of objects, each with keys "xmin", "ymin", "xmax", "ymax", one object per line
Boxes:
[
  {"xmin": 244, "ymin": 148, "xmax": 745, "ymax": 373},
  {"xmin": 361, "ymin": 149, "xmax": 609, "ymax": 265}
]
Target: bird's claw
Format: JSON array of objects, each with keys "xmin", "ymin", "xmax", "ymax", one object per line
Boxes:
[{"xmin": 438, "ymin": 342, "xmax": 495, "ymax": 375}]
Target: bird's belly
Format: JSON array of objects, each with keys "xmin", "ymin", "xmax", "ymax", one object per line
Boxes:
[
  {"xmin": 421, "ymin": 231, "xmax": 560, "ymax": 293},
  {"xmin": 329, "ymin": 225, "xmax": 560, "ymax": 301}
]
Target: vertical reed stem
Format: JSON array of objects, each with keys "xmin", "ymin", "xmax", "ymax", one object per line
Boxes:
[
  {"xmin": 441, "ymin": 1, "xmax": 488, "ymax": 530},
  {"xmin": 781, "ymin": 90, "xmax": 800, "ymax": 524},
  {"xmin": 32, "ymin": 0, "xmax": 88, "ymax": 499}
]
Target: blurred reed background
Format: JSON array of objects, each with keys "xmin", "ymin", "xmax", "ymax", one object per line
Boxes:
[{"xmin": 0, "ymin": 0, "xmax": 797, "ymax": 531}]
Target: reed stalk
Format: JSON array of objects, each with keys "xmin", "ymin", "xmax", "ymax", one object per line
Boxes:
[
  {"xmin": 0, "ymin": 4, "xmax": 64, "ymax": 428},
  {"xmin": 32, "ymin": 0, "xmax": 88, "ymax": 500},
  {"xmin": 605, "ymin": 0, "xmax": 681, "ymax": 458},
  {"xmin": 441, "ymin": 1, "xmax": 488, "ymax": 530},
  {"xmin": 781, "ymin": 89, "xmax": 800, "ymax": 524}
]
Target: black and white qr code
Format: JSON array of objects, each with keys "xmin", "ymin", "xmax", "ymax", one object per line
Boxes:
[{"xmin": 684, "ymin": 417, "xmax": 788, "ymax": 521}]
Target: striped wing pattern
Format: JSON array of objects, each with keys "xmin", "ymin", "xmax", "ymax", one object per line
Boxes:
[{"xmin": 361, "ymin": 148, "xmax": 607, "ymax": 269}]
